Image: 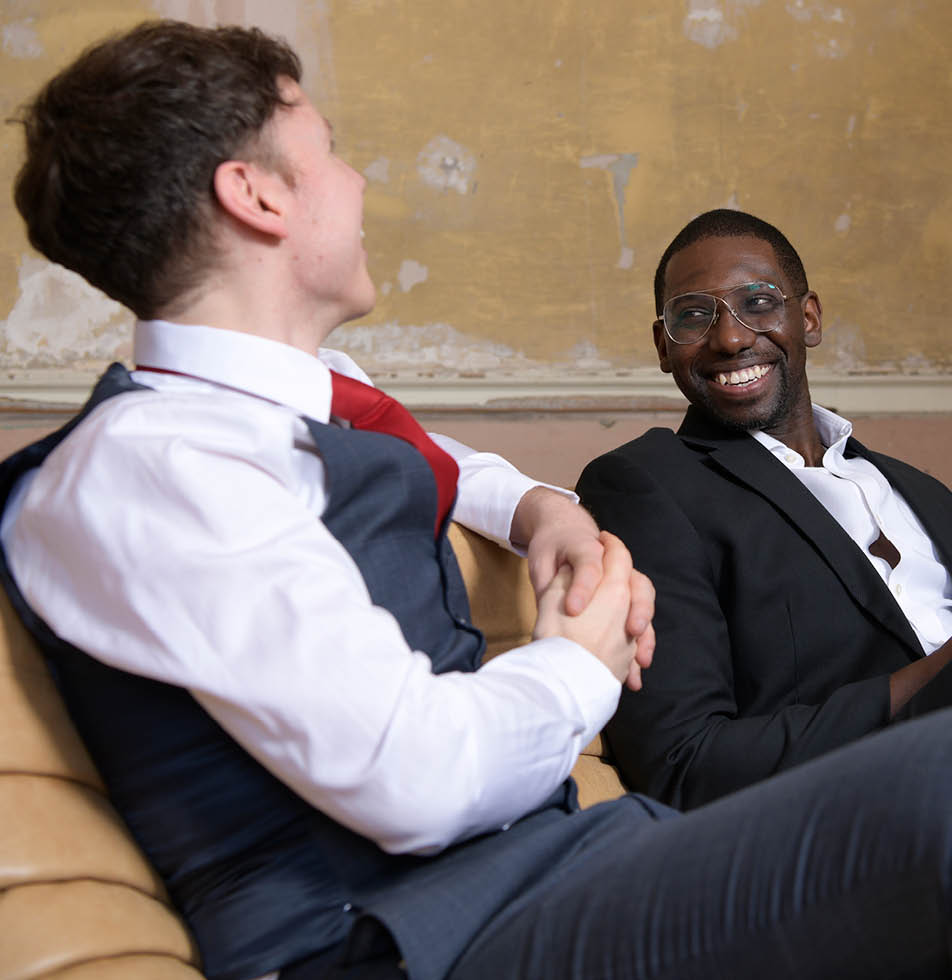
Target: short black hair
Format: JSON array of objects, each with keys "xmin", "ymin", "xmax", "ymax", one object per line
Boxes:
[
  {"xmin": 653, "ymin": 209, "xmax": 809, "ymax": 316},
  {"xmin": 13, "ymin": 20, "xmax": 302, "ymax": 320}
]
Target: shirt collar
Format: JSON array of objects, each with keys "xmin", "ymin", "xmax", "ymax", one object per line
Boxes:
[
  {"xmin": 751, "ymin": 404, "xmax": 853, "ymax": 468},
  {"xmin": 134, "ymin": 319, "xmax": 334, "ymax": 422}
]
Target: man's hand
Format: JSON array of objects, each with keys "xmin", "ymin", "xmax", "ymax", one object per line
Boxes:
[
  {"xmin": 533, "ymin": 531, "xmax": 653, "ymax": 690},
  {"xmin": 510, "ymin": 487, "xmax": 655, "ymax": 668},
  {"xmin": 890, "ymin": 633, "xmax": 952, "ymax": 716}
]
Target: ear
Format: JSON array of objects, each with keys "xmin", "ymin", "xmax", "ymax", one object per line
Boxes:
[
  {"xmin": 213, "ymin": 160, "xmax": 290, "ymax": 239},
  {"xmin": 653, "ymin": 319, "xmax": 673, "ymax": 373},
  {"xmin": 802, "ymin": 291, "xmax": 823, "ymax": 349}
]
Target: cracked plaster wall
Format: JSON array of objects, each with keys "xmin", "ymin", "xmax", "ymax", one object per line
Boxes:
[{"xmin": 2, "ymin": 0, "xmax": 951, "ymax": 387}]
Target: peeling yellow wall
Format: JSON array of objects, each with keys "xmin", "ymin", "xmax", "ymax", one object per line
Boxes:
[{"xmin": 2, "ymin": 0, "xmax": 951, "ymax": 388}]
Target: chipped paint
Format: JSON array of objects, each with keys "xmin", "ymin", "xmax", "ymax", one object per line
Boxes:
[
  {"xmin": 3, "ymin": 257, "xmax": 130, "ymax": 367},
  {"xmin": 417, "ymin": 136, "xmax": 476, "ymax": 195},
  {"xmin": 333, "ymin": 321, "xmax": 534, "ymax": 374},
  {"xmin": 827, "ymin": 321, "xmax": 868, "ymax": 373},
  {"xmin": 580, "ymin": 153, "xmax": 639, "ymax": 270},
  {"xmin": 364, "ymin": 158, "xmax": 390, "ymax": 183},
  {"xmin": 3, "ymin": 18, "xmax": 43, "ymax": 58},
  {"xmin": 150, "ymin": 0, "xmax": 339, "ymax": 107},
  {"xmin": 397, "ymin": 260, "xmax": 428, "ymax": 293},
  {"xmin": 786, "ymin": 1, "xmax": 849, "ymax": 24},
  {"xmin": 834, "ymin": 212, "xmax": 851, "ymax": 234},
  {"xmin": 683, "ymin": 0, "xmax": 763, "ymax": 48}
]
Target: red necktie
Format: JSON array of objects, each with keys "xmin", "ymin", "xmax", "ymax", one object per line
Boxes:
[{"xmin": 330, "ymin": 371, "xmax": 459, "ymax": 537}]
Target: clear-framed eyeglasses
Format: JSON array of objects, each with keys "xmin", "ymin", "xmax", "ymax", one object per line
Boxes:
[{"xmin": 660, "ymin": 281, "xmax": 799, "ymax": 345}]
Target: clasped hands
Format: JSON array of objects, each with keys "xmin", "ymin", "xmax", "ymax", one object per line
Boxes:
[{"xmin": 512, "ymin": 487, "xmax": 655, "ymax": 690}]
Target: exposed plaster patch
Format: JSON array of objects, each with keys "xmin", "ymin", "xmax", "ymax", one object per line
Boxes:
[
  {"xmin": 786, "ymin": 1, "xmax": 849, "ymax": 23},
  {"xmin": 563, "ymin": 341, "xmax": 613, "ymax": 372},
  {"xmin": 579, "ymin": 153, "xmax": 639, "ymax": 270},
  {"xmin": 3, "ymin": 257, "xmax": 130, "ymax": 367},
  {"xmin": 845, "ymin": 114, "xmax": 857, "ymax": 137},
  {"xmin": 3, "ymin": 18, "xmax": 42, "ymax": 58},
  {"xmin": 724, "ymin": 192, "xmax": 740, "ymax": 209},
  {"xmin": 332, "ymin": 321, "xmax": 536, "ymax": 374},
  {"xmin": 331, "ymin": 322, "xmax": 620, "ymax": 379},
  {"xmin": 150, "ymin": 1, "xmax": 338, "ymax": 107},
  {"xmin": 417, "ymin": 137, "xmax": 476, "ymax": 195},
  {"xmin": 817, "ymin": 37, "xmax": 844, "ymax": 58},
  {"xmin": 364, "ymin": 158, "xmax": 390, "ymax": 183},
  {"xmin": 834, "ymin": 211, "xmax": 851, "ymax": 234},
  {"xmin": 901, "ymin": 352, "xmax": 938, "ymax": 374},
  {"xmin": 379, "ymin": 281, "xmax": 393, "ymax": 296},
  {"xmin": 683, "ymin": 0, "xmax": 762, "ymax": 48},
  {"xmin": 827, "ymin": 320, "xmax": 868, "ymax": 372},
  {"xmin": 397, "ymin": 260, "xmax": 428, "ymax": 293}
]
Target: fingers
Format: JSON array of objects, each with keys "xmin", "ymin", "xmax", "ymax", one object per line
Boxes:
[
  {"xmin": 597, "ymin": 531, "xmax": 634, "ymax": 581},
  {"xmin": 634, "ymin": 621, "xmax": 655, "ymax": 671},
  {"xmin": 531, "ymin": 564, "xmax": 573, "ymax": 641},
  {"xmin": 561, "ymin": 550, "xmax": 603, "ymax": 616},
  {"xmin": 626, "ymin": 569, "xmax": 655, "ymax": 642}
]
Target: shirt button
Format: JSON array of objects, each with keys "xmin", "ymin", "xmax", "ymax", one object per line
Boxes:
[
  {"xmin": 501, "ymin": 822, "xmax": 511, "ymax": 831},
  {"xmin": 785, "ymin": 453, "xmax": 798, "ymax": 464},
  {"xmin": 343, "ymin": 902, "xmax": 353, "ymax": 912},
  {"xmin": 894, "ymin": 583, "xmax": 903, "ymax": 596}
]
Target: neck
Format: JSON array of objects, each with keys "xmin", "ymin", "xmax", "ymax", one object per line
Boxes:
[
  {"xmin": 762, "ymin": 397, "xmax": 825, "ymax": 466},
  {"xmin": 160, "ymin": 284, "xmax": 343, "ymax": 357}
]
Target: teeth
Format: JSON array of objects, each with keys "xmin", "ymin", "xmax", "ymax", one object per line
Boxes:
[{"xmin": 715, "ymin": 364, "xmax": 770, "ymax": 387}]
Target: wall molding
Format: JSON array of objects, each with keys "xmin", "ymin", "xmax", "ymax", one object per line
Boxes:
[{"xmin": 0, "ymin": 367, "xmax": 949, "ymax": 416}]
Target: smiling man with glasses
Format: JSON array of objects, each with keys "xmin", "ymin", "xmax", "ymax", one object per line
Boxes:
[{"xmin": 578, "ymin": 208, "xmax": 952, "ymax": 811}]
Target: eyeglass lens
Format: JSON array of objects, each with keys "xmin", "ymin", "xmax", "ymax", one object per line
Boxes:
[{"xmin": 664, "ymin": 282, "xmax": 785, "ymax": 343}]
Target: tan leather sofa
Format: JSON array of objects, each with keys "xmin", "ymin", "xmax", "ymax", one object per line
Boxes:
[{"xmin": 0, "ymin": 523, "xmax": 625, "ymax": 979}]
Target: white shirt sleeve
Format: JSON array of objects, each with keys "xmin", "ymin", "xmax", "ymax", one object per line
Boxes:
[{"xmin": 5, "ymin": 391, "xmax": 619, "ymax": 856}]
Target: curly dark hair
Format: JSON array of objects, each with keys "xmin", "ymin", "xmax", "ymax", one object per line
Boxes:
[
  {"xmin": 13, "ymin": 20, "xmax": 302, "ymax": 319},
  {"xmin": 653, "ymin": 209, "xmax": 809, "ymax": 316}
]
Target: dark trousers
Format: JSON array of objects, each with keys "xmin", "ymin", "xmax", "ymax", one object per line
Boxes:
[
  {"xmin": 448, "ymin": 709, "xmax": 952, "ymax": 979},
  {"xmin": 287, "ymin": 710, "xmax": 952, "ymax": 979}
]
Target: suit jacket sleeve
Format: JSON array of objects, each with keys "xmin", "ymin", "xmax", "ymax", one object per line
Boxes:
[{"xmin": 577, "ymin": 444, "xmax": 894, "ymax": 810}]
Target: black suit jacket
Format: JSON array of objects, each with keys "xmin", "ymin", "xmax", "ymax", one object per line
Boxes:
[{"xmin": 577, "ymin": 406, "xmax": 952, "ymax": 809}]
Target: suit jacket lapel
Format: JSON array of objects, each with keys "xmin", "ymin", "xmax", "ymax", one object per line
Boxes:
[{"xmin": 677, "ymin": 407, "xmax": 924, "ymax": 658}]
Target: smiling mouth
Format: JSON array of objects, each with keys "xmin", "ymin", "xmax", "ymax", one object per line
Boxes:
[{"xmin": 713, "ymin": 363, "xmax": 772, "ymax": 387}]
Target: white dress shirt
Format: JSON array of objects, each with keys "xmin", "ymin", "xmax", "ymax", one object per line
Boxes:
[
  {"xmin": 2, "ymin": 320, "xmax": 620, "ymax": 861},
  {"xmin": 753, "ymin": 405, "xmax": 952, "ymax": 654}
]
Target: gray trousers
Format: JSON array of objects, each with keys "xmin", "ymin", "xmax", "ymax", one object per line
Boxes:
[
  {"xmin": 448, "ymin": 709, "xmax": 952, "ymax": 979},
  {"xmin": 285, "ymin": 709, "xmax": 952, "ymax": 979}
]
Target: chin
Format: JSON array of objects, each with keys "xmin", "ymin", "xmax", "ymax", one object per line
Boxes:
[{"xmin": 340, "ymin": 286, "xmax": 377, "ymax": 325}]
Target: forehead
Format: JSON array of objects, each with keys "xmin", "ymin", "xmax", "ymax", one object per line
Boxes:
[
  {"xmin": 272, "ymin": 78, "xmax": 330, "ymax": 140},
  {"xmin": 664, "ymin": 235, "xmax": 783, "ymax": 300}
]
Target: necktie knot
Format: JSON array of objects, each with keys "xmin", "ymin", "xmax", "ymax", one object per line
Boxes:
[{"xmin": 329, "ymin": 371, "xmax": 459, "ymax": 537}]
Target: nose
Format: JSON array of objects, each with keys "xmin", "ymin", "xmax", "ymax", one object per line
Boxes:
[{"xmin": 707, "ymin": 297, "xmax": 756, "ymax": 354}]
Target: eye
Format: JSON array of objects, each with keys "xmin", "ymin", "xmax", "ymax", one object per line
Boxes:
[
  {"xmin": 737, "ymin": 285, "xmax": 783, "ymax": 315},
  {"xmin": 668, "ymin": 294, "xmax": 715, "ymax": 323},
  {"xmin": 677, "ymin": 306, "xmax": 711, "ymax": 322}
]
